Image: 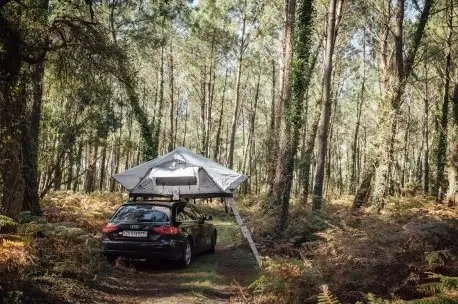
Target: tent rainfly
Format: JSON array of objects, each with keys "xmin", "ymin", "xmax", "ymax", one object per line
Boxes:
[{"xmin": 112, "ymin": 147, "xmax": 261, "ymax": 266}]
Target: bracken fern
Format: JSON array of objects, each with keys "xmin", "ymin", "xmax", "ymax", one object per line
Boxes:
[
  {"xmin": 317, "ymin": 285, "xmax": 341, "ymax": 304},
  {"xmin": 0, "ymin": 215, "xmax": 18, "ymax": 230}
]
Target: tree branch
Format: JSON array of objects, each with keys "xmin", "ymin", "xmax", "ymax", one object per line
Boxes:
[{"xmin": 404, "ymin": 0, "xmax": 434, "ymax": 79}]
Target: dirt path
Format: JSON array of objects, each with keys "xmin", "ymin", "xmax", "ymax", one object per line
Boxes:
[
  {"xmin": 85, "ymin": 212, "xmax": 259, "ymax": 304},
  {"xmin": 90, "ymin": 245, "xmax": 257, "ymax": 304}
]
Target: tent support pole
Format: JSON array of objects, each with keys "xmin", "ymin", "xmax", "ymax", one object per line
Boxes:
[{"xmin": 226, "ymin": 197, "xmax": 261, "ymax": 266}]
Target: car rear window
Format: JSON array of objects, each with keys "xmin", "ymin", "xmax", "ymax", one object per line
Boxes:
[{"xmin": 112, "ymin": 205, "xmax": 171, "ymax": 223}]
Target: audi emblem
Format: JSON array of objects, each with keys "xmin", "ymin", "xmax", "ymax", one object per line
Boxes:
[{"xmin": 130, "ymin": 225, "xmax": 140, "ymax": 229}]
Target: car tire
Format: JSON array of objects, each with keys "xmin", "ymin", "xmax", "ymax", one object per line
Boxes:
[
  {"xmin": 178, "ymin": 239, "xmax": 192, "ymax": 268},
  {"xmin": 209, "ymin": 231, "xmax": 216, "ymax": 253}
]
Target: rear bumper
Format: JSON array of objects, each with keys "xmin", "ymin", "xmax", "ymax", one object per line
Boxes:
[{"xmin": 101, "ymin": 239, "xmax": 185, "ymax": 260}]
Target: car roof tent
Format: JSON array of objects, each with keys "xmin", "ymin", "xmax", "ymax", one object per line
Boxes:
[
  {"xmin": 112, "ymin": 147, "xmax": 261, "ymax": 266},
  {"xmin": 113, "ymin": 147, "xmax": 248, "ymax": 199}
]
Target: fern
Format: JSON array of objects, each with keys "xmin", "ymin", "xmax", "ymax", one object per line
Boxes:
[
  {"xmin": 417, "ymin": 282, "xmax": 447, "ymax": 295},
  {"xmin": 417, "ymin": 275, "xmax": 458, "ymax": 295},
  {"xmin": 439, "ymin": 275, "xmax": 458, "ymax": 289},
  {"xmin": 317, "ymin": 285, "xmax": 341, "ymax": 304},
  {"xmin": 412, "ymin": 274, "xmax": 458, "ymax": 304},
  {"xmin": 425, "ymin": 250, "xmax": 453, "ymax": 266},
  {"xmin": 363, "ymin": 274, "xmax": 458, "ymax": 304},
  {"xmin": 0, "ymin": 215, "xmax": 18, "ymax": 230},
  {"xmin": 406, "ymin": 295, "xmax": 458, "ymax": 304},
  {"xmin": 366, "ymin": 293, "xmax": 378, "ymax": 304}
]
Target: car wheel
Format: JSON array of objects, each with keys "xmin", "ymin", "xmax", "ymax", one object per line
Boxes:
[
  {"xmin": 178, "ymin": 239, "xmax": 192, "ymax": 268},
  {"xmin": 209, "ymin": 231, "xmax": 216, "ymax": 253}
]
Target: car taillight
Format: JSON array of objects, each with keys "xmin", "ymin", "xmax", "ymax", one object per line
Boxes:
[
  {"xmin": 153, "ymin": 226, "xmax": 178, "ymax": 235},
  {"xmin": 103, "ymin": 223, "xmax": 119, "ymax": 233}
]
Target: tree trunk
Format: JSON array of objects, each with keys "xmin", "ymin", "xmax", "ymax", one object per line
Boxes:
[
  {"xmin": 301, "ymin": 110, "xmax": 321, "ymax": 201},
  {"xmin": 435, "ymin": 0, "xmax": 453, "ymax": 202},
  {"xmin": 84, "ymin": 141, "xmax": 98, "ymax": 193},
  {"xmin": 242, "ymin": 70, "xmax": 261, "ymax": 194},
  {"xmin": 353, "ymin": 0, "xmax": 432, "ymax": 210},
  {"xmin": 447, "ymin": 71, "xmax": 458, "ymax": 206},
  {"xmin": 99, "ymin": 143, "xmax": 107, "ymax": 191},
  {"xmin": 299, "ymin": 40, "xmax": 322, "ymax": 203},
  {"xmin": 0, "ymin": 13, "xmax": 25, "ymax": 219},
  {"xmin": 266, "ymin": 59, "xmax": 277, "ymax": 189},
  {"xmin": 312, "ymin": 0, "xmax": 338, "ymax": 210},
  {"xmin": 200, "ymin": 65, "xmax": 207, "ymax": 154},
  {"xmin": 154, "ymin": 43, "xmax": 165, "ymax": 156},
  {"xmin": 423, "ymin": 63, "xmax": 430, "ymax": 194},
  {"xmin": 270, "ymin": 0, "xmax": 296, "ymax": 231},
  {"xmin": 401, "ymin": 101, "xmax": 411, "ymax": 188},
  {"xmin": 168, "ymin": 42, "xmax": 175, "ymax": 152},
  {"xmin": 228, "ymin": 18, "xmax": 246, "ymax": 169},
  {"xmin": 350, "ymin": 28, "xmax": 366, "ymax": 194},
  {"xmin": 67, "ymin": 144, "xmax": 74, "ymax": 190},
  {"xmin": 213, "ymin": 67, "xmax": 228, "ymax": 161},
  {"xmin": 22, "ymin": 61, "xmax": 45, "ymax": 215}
]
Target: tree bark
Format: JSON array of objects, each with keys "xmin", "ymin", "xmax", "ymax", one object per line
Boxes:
[
  {"xmin": 213, "ymin": 67, "xmax": 228, "ymax": 161},
  {"xmin": 350, "ymin": 28, "xmax": 366, "ymax": 194},
  {"xmin": 270, "ymin": 0, "xmax": 296, "ymax": 231},
  {"xmin": 353, "ymin": 0, "xmax": 433, "ymax": 210},
  {"xmin": 312, "ymin": 0, "xmax": 339, "ymax": 210},
  {"xmin": 435, "ymin": 0, "xmax": 452, "ymax": 202},
  {"xmin": 267, "ymin": 59, "xmax": 277, "ymax": 189},
  {"xmin": 447, "ymin": 71, "xmax": 458, "ymax": 206},
  {"xmin": 0, "ymin": 13, "xmax": 25, "ymax": 219},
  {"xmin": 228, "ymin": 17, "xmax": 246, "ymax": 169},
  {"xmin": 99, "ymin": 143, "xmax": 107, "ymax": 191},
  {"xmin": 423, "ymin": 63, "xmax": 430, "ymax": 194},
  {"xmin": 299, "ymin": 41, "xmax": 322, "ymax": 203},
  {"xmin": 21, "ymin": 61, "xmax": 46, "ymax": 215},
  {"xmin": 168, "ymin": 42, "xmax": 175, "ymax": 152}
]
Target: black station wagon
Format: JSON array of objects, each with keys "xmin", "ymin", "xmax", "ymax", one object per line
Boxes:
[{"xmin": 101, "ymin": 200, "xmax": 216, "ymax": 267}]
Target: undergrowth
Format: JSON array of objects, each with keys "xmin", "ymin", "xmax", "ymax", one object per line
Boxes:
[
  {"xmin": 0, "ymin": 191, "xmax": 125, "ymax": 303},
  {"xmin": 2, "ymin": 192, "xmax": 458, "ymax": 303},
  {"xmin": 234, "ymin": 196, "xmax": 458, "ymax": 304}
]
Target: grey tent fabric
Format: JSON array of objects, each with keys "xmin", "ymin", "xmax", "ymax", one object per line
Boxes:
[{"xmin": 113, "ymin": 147, "xmax": 248, "ymax": 198}]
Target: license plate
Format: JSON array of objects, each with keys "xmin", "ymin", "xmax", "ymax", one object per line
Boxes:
[{"xmin": 122, "ymin": 230, "xmax": 147, "ymax": 237}]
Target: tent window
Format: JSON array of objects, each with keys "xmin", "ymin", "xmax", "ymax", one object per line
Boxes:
[{"xmin": 155, "ymin": 176, "xmax": 197, "ymax": 186}]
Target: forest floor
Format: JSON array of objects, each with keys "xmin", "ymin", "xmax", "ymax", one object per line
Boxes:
[
  {"xmin": 3, "ymin": 193, "xmax": 458, "ymax": 303},
  {"xmin": 0, "ymin": 192, "xmax": 258, "ymax": 304},
  {"xmin": 90, "ymin": 245, "xmax": 257, "ymax": 304}
]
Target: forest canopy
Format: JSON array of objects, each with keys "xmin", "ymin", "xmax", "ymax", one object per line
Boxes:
[{"xmin": 1, "ymin": 0, "xmax": 457, "ymax": 220}]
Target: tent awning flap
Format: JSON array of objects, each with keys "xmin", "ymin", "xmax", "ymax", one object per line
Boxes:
[{"xmin": 113, "ymin": 147, "xmax": 247, "ymax": 198}]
